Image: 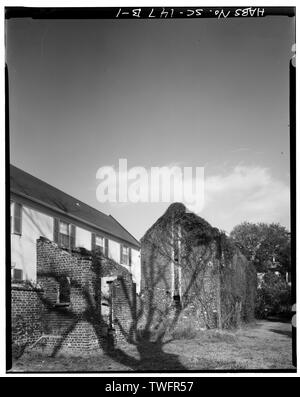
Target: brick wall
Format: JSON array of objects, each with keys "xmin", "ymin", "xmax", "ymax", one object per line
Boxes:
[
  {"xmin": 140, "ymin": 237, "xmax": 220, "ymax": 332},
  {"xmin": 11, "ymin": 284, "xmax": 43, "ymax": 347},
  {"xmin": 10, "ymin": 237, "xmax": 139, "ymax": 356},
  {"xmin": 140, "ymin": 203, "xmax": 256, "ymax": 332},
  {"xmin": 35, "ymin": 237, "xmax": 136, "ymax": 354},
  {"xmin": 112, "ymin": 274, "xmax": 137, "ymax": 344}
]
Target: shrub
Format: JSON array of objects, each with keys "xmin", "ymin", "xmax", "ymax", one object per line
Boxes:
[
  {"xmin": 171, "ymin": 324, "xmax": 198, "ymax": 340},
  {"xmin": 255, "ymin": 272, "xmax": 291, "ymax": 318}
]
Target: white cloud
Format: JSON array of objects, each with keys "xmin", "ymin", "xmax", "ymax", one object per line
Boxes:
[
  {"xmin": 201, "ymin": 166, "xmax": 290, "ymax": 233},
  {"xmin": 96, "ymin": 162, "xmax": 290, "ymax": 234}
]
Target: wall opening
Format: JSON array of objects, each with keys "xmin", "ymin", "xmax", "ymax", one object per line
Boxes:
[{"xmin": 56, "ymin": 276, "xmax": 71, "ymax": 306}]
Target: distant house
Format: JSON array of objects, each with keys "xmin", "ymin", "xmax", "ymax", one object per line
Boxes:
[
  {"xmin": 140, "ymin": 203, "xmax": 256, "ymax": 331},
  {"xmin": 10, "ymin": 165, "xmax": 141, "ymax": 290}
]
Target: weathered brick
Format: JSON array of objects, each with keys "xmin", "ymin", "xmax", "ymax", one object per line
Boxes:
[{"xmin": 12, "ymin": 237, "xmax": 137, "ymax": 355}]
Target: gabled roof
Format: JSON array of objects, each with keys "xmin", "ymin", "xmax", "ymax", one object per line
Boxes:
[
  {"xmin": 141, "ymin": 202, "xmax": 220, "ymax": 244},
  {"xmin": 10, "ymin": 165, "xmax": 140, "ymax": 248}
]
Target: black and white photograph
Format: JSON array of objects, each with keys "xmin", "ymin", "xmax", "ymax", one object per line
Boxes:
[{"xmin": 5, "ymin": 5, "xmax": 296, "ymax": 375}]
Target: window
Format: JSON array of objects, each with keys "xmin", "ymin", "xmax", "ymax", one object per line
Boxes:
[
  {"xmin": 121, "ymin": 246, "xmax": 129, "ymax": 266},
  {"xmin": 57, "ymin": 276, "xmax": 71, "ymax": 306},
  {"xmin": 59, "ymin": 221, "xmax": 70, "ymax": 248},
  {"xmin": 173, "ymin": 294, "xmax": 181, "ymax": 308},
  {"xmin": 95, "ymin": 235, "xmax": 104, "ymax": 253},
  {"xmin": 54, "ymin": 219, "xmax": 75, "ymax": 249},
  {"xmin": 92, "ymin": 233, "xmax": 108, "ymax": 255},
  {"xmin": 12, "ymin": 268, "xmax": 23, "ymax": 282},
  {"xmin": 11, "ymin": 201, "xmax": 22, "ymax": 235}
]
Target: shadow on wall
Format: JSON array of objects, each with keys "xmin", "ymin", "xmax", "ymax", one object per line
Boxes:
[
  {"xmin": 15, "ymin": 237, "xmax": 186, "ymax": 371},
  {"xmin": 11, "ymin": 203, "xmax": 256, "ymax": 371}
]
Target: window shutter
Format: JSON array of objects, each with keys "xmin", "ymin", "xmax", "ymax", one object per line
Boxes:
[
  {"xmin": 10, "ymin": 201, "xmax": 14, "ymax": 234},
  {"xmin": 14, "ymin": 203, "xmax": 22, "ymax": 235},
  {"xmin": 129, "ymin": 248, "xmax": 132, "ymax": 267},
  {"xmin": 105, "ymin": 238, "xmax": 109, "ymax": 257},
  {"xmin": 53, "ymin": 218, "xmax": 59, "ymax": 244},
  {"xmin": 13, "ymin": 268, "xmax": 23, "ymax": 282},
  {"xmin": 91, "ymin": 232, "xmax": 96, "ymax": 251},
  {"xmin": 120, "ymin": 244, "xmax": 123, "ymax": 264},
  {"xmin": 70, "ymin": 224, "xmax": 76, "ymax": 249}
]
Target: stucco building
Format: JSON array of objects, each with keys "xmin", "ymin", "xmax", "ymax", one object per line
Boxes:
[
  {"xmin": 10, "ymin": 165, "xmax": 141, "ymax": 289},
  {"xmin": 10, "ymin": 165, "xmax": 140, "ymax": 355}
]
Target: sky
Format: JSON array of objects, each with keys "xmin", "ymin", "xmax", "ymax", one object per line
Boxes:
[{"xmin": 6, "ymin": 14, "xmax": 295, "ymax": 240}]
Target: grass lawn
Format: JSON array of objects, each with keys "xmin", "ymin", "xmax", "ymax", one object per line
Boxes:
[{"xmin": 10, "ymin": 320, "xmax": 294, "ymax": 372}]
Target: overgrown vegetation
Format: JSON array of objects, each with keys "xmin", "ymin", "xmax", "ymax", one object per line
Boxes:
[
  {"xmin": 170, "ymin": 324, "xmax": 199, "ymax": 340},
  {"xmin": 142, "ymin": 203, "xmax": 256, "ymax": 330},
  {"xmin": 255, "ymin": 272, "xmax": 291, "ymax": 319},
  {"xmin": 220, "ymin": 249, "xmax": 257, "ymax": 328},
  {"xmin": 230, "ymin": 222, "xmax": 291, "ymax": 274},
  {"xmin": 12, "ymin": 320, "xmax": 294, "ymax": 371},
  {"xmin": 230, "ymin": 222, "xmax": 292, "ymax": 318},
  {"xmin": 12, "ymin": 314, "xmax": 39, "ymax": 359}
]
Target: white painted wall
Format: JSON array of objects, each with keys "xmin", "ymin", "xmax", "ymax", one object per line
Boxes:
[
  {"xmin": 11, "ymin": 205, "xmax": 53, "ymax": 282},
  {"xmin": 131, "ymin": 248, "xmax": 141, "ymax": 293},
  {"xmin": 75, "ymin": 226, "xmax": 91, "ymax": 250},
  {"xmin": 10, "ymin": 201, "xmax": 141, "ymax": 291},
  {"xmin": 107, "ymin": 240, "xmax": 141, "ymax": 292}
]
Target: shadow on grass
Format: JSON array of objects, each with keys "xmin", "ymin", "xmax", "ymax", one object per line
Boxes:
[
  {"xmin": 269, "ymin": 328, "xmax": 292, "ymax": 338},
  {"xmin": 266, "ymin": 315, "xmax": 292, "ymax": 324},
  {"xmin": 12, "ymin": 204, "xmax": 256, "ymax": 372}
]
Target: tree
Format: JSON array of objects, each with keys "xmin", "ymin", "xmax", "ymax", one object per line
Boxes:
[
  {"xmin": 277, "ymin": 239, "xmax": 291, "ymax": 275},
  {"xmin": 255, "ymin": 271, "xmax": 291, "ymax": 318},
  {"xmin": 230, "ymin": 222, "xmax": 290, "ymax": 274}
]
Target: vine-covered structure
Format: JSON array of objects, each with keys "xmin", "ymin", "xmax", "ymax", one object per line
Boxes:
[{"xmin": 140, "ymin": 203, "xmax": 257, "ymax": 330}]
